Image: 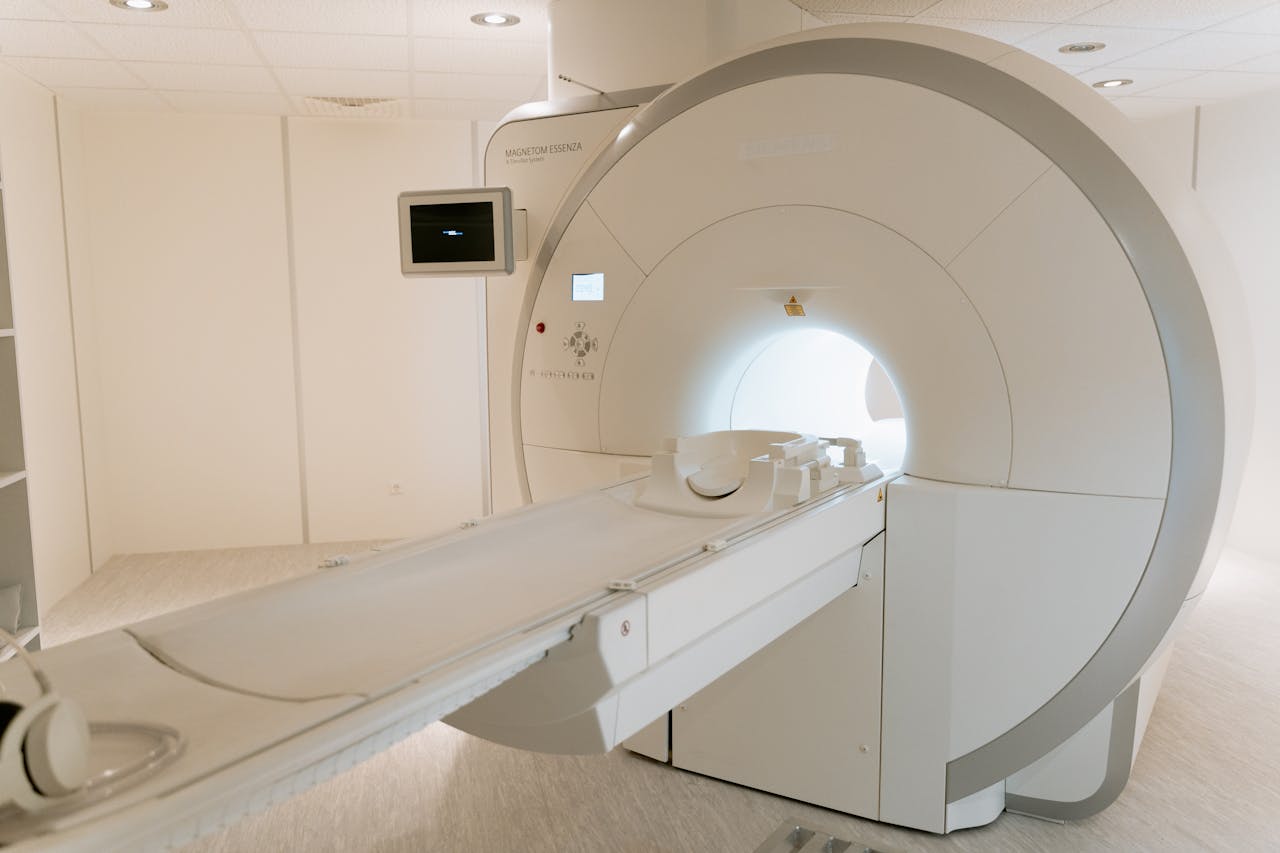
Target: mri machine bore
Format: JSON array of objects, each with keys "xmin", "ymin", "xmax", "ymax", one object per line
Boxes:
[{"xmin": 0, "ymin": 23, "xmax": 1250, "ymax": 850}]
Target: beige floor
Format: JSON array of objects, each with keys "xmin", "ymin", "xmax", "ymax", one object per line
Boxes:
[{"xmin": 43, "ymin": 544, "xmax": 1280, "ymax": 853}]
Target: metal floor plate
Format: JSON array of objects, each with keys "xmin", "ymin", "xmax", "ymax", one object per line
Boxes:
[{"xmin": 753, "ymin": 818, "xmax": 890, "ymax": 853}]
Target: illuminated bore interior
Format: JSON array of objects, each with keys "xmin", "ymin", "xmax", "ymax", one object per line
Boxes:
[{"xmin": 729, "ymin": 329, "xmax": 907, "ymax": 472}]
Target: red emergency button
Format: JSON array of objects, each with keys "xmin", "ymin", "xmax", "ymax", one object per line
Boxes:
[{"xmin": 535, "ymin": 322, "xmax": 546, "ymax": 334}]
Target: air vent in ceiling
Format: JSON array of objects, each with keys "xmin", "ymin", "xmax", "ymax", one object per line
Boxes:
[{"xmin": 302, "ymin": 96, "xmax": 405, "ymax": 118}]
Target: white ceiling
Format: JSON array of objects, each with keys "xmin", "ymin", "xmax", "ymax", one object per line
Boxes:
[
  {"xmin": 795, "ymin": 0, "xmax": 1280, "ymax": 118},
  {"xmin": 0, "ymin": 0, "xmax": 551, "ymax": 120},
  {"xmin": 2, "ymin": 0, "xmax": 1280, "ymax": 120}
]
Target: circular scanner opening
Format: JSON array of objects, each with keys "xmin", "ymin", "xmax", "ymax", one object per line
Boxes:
[{"xmin": 729, "ymin": 329, "xmax": 907, "ymax": 472}]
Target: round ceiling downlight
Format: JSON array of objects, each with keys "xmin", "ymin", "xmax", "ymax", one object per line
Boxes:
[
  {"xmin": 110, "ymin": 0, "xmax": 168, "ymax": 10},
  {"xmin": 1094, "ymin": 78, "xmax": 1134, "ymax": 89},
  {"xmin": 471, "ymin": 12, "xmax": 521, "ymax": 27},
  {"xmin": 1060, "ymin": 42, "xmax": 1106, "ymax": 53}
]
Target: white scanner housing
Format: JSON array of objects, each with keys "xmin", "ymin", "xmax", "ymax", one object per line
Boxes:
[
  {"xmin": 0, "ymin": 24, "xmax": 1249, "ymax": 849},
  {"xmin": 481, "ymin": 22, "xmax": 1250, "ymax": 833}
]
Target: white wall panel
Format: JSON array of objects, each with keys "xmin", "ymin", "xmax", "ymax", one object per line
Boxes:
[
  {"xmin": 1193, "ymin": 93, "xmax": 1280, "ymax": 563},
  {"xmin": 77, "ymin": 112, "xmax": 302, "ymax": 553},
  {"xmin": 285, "ymin": 118, "xmax": 482, "ymax": 541},
  {"xmin": 0, "ymin": 67, "xmax": 91, "ymax": 616},
  {"xmin": 54, "ymin": 100, "xmax": 112, "ymax": 571}
]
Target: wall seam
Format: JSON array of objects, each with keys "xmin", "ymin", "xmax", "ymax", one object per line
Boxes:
[
  {"xmin": 472, "ymin": 119, "xmax": 493, "ymax": 516},
  {"xmin": 1191, "ymin": 105, "xmax": 1201, "ymax": 190},
  {"xmin": 280, "ymin": 117, "xmax": 311, "ymax": 544},
  {"xmin": 51, "ymin": 98, "xmax": 96, "ymax": 575}
]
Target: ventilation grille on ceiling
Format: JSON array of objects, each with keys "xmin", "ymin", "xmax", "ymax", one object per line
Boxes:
[{"xmin": 302, "ymin": 96, "xmax": 405, "ymax": 118}]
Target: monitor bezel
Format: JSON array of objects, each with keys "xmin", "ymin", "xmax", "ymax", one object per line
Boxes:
[{"xmin": 398, "ymin": 187, "xmax": 515, "ymax": 276}]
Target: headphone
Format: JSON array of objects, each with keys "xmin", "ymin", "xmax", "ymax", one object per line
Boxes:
[{"xmin": 0, "ymin": 627, "xmax": 91, "ymax": 813}]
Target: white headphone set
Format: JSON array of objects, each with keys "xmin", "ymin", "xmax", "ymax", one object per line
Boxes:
[{"xmin": 0, "ymin": 627, "xmax": 92, "ymax": 814}]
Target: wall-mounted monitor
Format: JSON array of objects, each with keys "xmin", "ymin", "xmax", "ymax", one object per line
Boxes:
[{"xmin": 398, "ymin": 187, "xmax": 515, "ymax": 276}]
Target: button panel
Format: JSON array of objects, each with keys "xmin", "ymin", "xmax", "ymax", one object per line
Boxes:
[
  {"xmin": 529, "ymin": 367, "xmax": 598, "ymax": 381},
  {"xmin": 561, "ymin": 321, "xmax": 599, "ymax": 361}
]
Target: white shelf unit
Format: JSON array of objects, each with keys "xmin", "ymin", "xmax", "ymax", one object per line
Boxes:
[
  {"xmin": 0, "ymin": 625, "xmax": 38, "ymax": 662},
  {"xmin": 0, "ymin": 184, "xmax": 38, "ymax": 653}
]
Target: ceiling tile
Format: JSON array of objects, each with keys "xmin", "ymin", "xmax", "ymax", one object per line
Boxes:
[
  {"xmin": 445, "ymin": 37, "xmax": 544, "ymax": 75},
  {"xmin": 413, "ymin": 70, "xmax": 540, "ymax": 100},
  {"xmin": 1142, "ymin": 69, "xmax": 1280, "ymax": 99},
  {"xmin": 254, "ymin": 31, "xmax": 409, "ymax": 71},
  {"xmin": 917, "ymin": 0, "xmax": 1111, "ymax": 23},
  {"xmin": 1119, "ymin": 30, "xmax": 1280, "ymax": 70},
  {"xmin": 13, "ymin": 0, "xmax": 1280, "ymax": 121},
  {"xmin": 231, "ymin": 0, "xmax": 410, "ymax": 36},
  {"xmin": 811, "ymin": 13, "xmax": 910, "ymax": 24},
  {"xmin": 2, "ymin": 55, "xmax": 142, "ymax": 87},
  {"xmin": 0, "ymin": 19, "xmax": 107, "ymax": 58},
  {"xmin": 413, "ymin": 36, "xmax": 452, "ymax": 72},
  {"xmin": 911, "ymin": 17, "xmax": 1051, "ymax": 44},
  {"xmin": 79, "ymin": 24, "xmax": 260, "ymax": 64},
  {"xmin": 446, "ymin": 97, "xmax": 521, "ymax": 121},
  {"xmin": 794, "ymin": 1, "xmax": 939, "ymax": 14},
  {"xmin": 124, "ymin": 61, "xmax": 280, "ymax": 93},
  {"xmin": 1070, "ymin": 0, "xmax": 1275, "ymax": 31},
  {"xmin": 410, "ymin": 96, "xmax": 516, "ymax": 121},
  {"xmin": 1014, "ymin": 25, "xmax": 1186, "ymax": 69},
  {"xmin": 44, "ymin": 0, "xmax": 240, "ymax": 28},
  {"xmin": 411, "ymin": 97, "xmax": 452, "ymax": 119},
  {"xmin": 275, "ymin": 66, "xmax": 411, "ymax": 98},
  {"xmin": 56, "ymin": 86, "xmax": 171, "ymax": 111},
  {"xmin": 1232, "ymin": 50, "xmax": 1280, "ymax": 72},
  {"xmin": 1109, "ymin": 95, "xmax": 1201, "ymax": 118},
  {"xmin": 293, "ymin": 94, "xmax": 408, "ymax": 118},
  {"xmin": 0, "ymin": 0, "xmax": 60, "ymax": 21},
  {"xmin": 412, "ymin": 0, "xmax": 549, "ymax": 39},
  {"xmin": 1074, "ymin": 64, "xmax": 1201, "ymax": 95},
  {"xmin": 1213, "ymin": 4, "xmax": 1280, "ymax": 34},
  {"xmin": 160, "ymin": 90, "xmax": 292, "ymax": 115}
]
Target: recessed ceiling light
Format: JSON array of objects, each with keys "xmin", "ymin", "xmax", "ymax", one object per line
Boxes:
[
  {"xmin": 1060, "ymin": 42, "xmax": 1106, "ymax": 54},
  {"xmin": 1094, "ymin": 78, "xmax": 1134, "ymax": 89},
  {"xmin": 471, "ymin": 12, "xmax": 520, "ymax": 27},
  {"xmin": 110, "ymin": 0, "xmax": 168, "ymax": 10}
]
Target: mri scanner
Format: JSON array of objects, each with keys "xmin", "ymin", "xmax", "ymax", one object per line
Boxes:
[{"xmin": 0, "ymin": 23, "xmax": 1250, "ymax": 850}]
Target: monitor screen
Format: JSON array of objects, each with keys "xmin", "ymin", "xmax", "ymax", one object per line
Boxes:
[
  {"xmin": 572, "ymin": 272, "xmax": 605, "ymax": 302},
  {"xmin": 398, "ymin": 187, "xmax": 514, "ymax": 276},
  {"xmin": 409, "ymin": 202, "xmax": 495, "ymax": 264}
]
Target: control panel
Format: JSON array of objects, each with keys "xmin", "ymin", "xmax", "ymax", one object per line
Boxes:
[
  {"xmin": 520, "ymin": 204, "xmax": 647, "ymax": 452},
  {"xmin": 528, "ymin": 319, "xmax": 599, "ymax": 381}
]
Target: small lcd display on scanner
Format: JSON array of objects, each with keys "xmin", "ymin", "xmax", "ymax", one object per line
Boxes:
[
  {"xmin": 409, "ymin": 201, "xmax": 496, "ymax": 263},
  {"xmin": 572, "ymin": 272, "xmax": 605, "ymax": 302}
]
